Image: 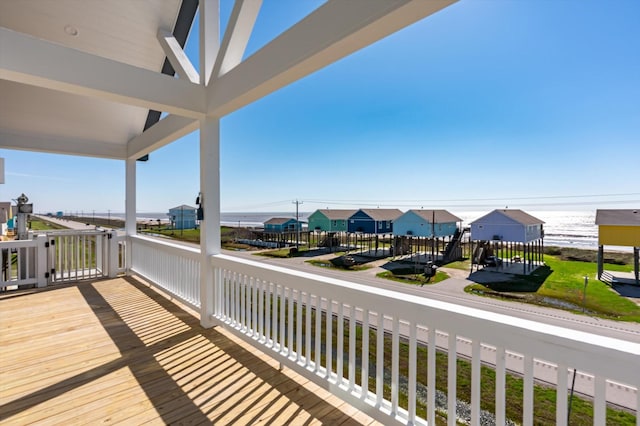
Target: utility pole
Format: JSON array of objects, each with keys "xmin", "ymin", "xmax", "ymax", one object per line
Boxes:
[
  {"xmin": 431, "ymin": 210, "xmax": 436, "ymax": 262},
  {"xmin": 293, "ymin": 199, "xmax": 303, "ymax": 247}
]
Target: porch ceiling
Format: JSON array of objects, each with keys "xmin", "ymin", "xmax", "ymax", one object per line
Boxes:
[
  {"xmin": 0, "ymin": 0, "xmax": 191, "ymax": 159},
  {"xmin": 0, "ymin": 0, "xmax": 458, "ymax": 160}
]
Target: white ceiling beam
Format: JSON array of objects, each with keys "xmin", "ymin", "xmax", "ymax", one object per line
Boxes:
[
  {"xmin": 200, "ymin": 0, "xmax": 220, "ymax": 86},
  {"xmin": 157, "ymin": 29, "xmax": 200, "ymax": 84},
  {"xmin": 127, "ymin": 115, "xmax": 198, "ymax": 159},
  {"xmin": 207, "ymin": 0, "xmax": 457, "ymax": 117},
  {"xmin": 0, "ymin": 27, "xmax": 205, "ymax": 118},
  {"xmin": 210, "ymin": 0, "xmax": 262, "ymax": 81},
  {"xmin": 0, "ymin": 131, "xmax": 127, "ymax": 159}
]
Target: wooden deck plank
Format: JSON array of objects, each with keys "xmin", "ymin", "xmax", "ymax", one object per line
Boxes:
[{"xmin": 0, "ymin": 277, "xmax": 380, "ymax": 425}]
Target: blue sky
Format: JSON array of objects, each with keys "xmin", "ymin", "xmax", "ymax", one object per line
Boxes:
[{"xmin": 1, "ymin": 0, "xmax": 639, "ymax": 215}]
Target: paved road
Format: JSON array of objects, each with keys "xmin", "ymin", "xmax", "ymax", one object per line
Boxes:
[
  {"xmin": 33, "ymin": 214, "xmax": 101, "ymax": 231},
  {"xmin": 226, "ymin": 248, "xmax": 640, "ymax": 342}
]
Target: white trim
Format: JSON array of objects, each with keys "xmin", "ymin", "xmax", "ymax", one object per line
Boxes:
[
  {"xmin": 0, "ymin": 130, "xmax": 126, "ymax": 159},
  {"xmin": 0, "ymin": 27, "xmax": 205, "ymax": 118},
  {"xmin": 127, "ymin": 115, "xmax": 198, "ymax": 159},
  {"xmin": 157, "ymin": 29, "xmax": 200, "ymax": 83},
  {"xmin": 211, "ymin": 0, "xmax": 262, "ymax": 79},
  {"xmin": 207, "ymin": 0, "xmax": 457, "ymax": 117},
  {"xmin": 200, "ymin": 0, "xmax": 220, "ymax": 86}
]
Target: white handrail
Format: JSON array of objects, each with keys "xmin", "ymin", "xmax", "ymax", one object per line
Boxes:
[{"xmin": 209, "ymin": 252, "xmax": 640, "ymax": 426}]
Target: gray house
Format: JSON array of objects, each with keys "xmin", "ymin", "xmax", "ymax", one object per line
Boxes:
[{"xmin": 470, "ymin": 209, "xmax": 545, "ymax": 273}]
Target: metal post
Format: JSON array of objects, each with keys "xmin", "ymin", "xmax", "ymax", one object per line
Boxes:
[
  {"xmin": 568, "ymin": 368, "xmax": 577, "ymax": 423},
  {"xmin": 293, "ymin": 199, "xmax": 302, "ymax": 248},
  {"xmin": 583, "ymin": 275, "xmax": 588, "ymax": 313}
]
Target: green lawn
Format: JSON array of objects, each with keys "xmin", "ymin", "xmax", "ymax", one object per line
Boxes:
[
  {"xmin": 29, "ymin": 217, "xmax": 68, "ymax": 231},
  {"xmin": 466, "ymin": 254, "xmax": 640, "ymax": 322}
]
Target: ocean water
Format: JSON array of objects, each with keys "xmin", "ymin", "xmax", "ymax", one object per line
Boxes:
[{"xmin": 97, "ymin": 210, "xmax": 629, "ymax": 251}]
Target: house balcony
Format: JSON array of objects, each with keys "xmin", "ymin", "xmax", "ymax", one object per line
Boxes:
[{"xmin": 2, "ymin": 231, "xmax": 638, "ymax": 425}]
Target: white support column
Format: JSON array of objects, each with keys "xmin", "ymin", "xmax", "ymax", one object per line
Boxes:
[
  {"xmin": 125, "ymin": 157, "xmax": 136, "ymax": 274},
  {"xmin": 199, "ymin": 117, "xmax": 220, "ymax": 328},
  {"xmin": 199, "ymin": 0, "xmax": 220, "ymax": 328}
]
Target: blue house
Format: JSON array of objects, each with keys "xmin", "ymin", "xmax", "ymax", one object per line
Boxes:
[
  {"xmin": 168, "ymin": 205, "xmax": 197, "ymax": 230},
  {"xmin": 392, "ymin": 209, "xmax": 461, "ymax": 237},
  {"xmin": 264, "ymin": 217, "xmax": 300, "ymax": 233},
  {"xmin": 347, "ymin": 209, "xmax": 402, "ymax": 234}
]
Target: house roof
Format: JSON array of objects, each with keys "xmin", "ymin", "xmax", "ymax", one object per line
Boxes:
[
  {"xmin": 0, "ymin": 1, "xmax": 197, "ymax": 160},
  {"xmin": 264, "ymin": 217, "xmax": 296, "ymax": 225},
  {"xmin": 407, "ymin": 209, "xmax": 462, "ymax": 223},
  {"xmin": 595, "ymin": 209, "xmax": 640, "ymax": 226},
  {"xmin": 358, "ymin": 209, "xmax": 403, "ymax": 221},
  {"xmin": 314, "ymin": 209, "xmax": 358, "ymax": 220},
  {"xmin": 472, "ymin": 209, "xmax": 544, "ymax": 225},
  {"xmin": 169, "ymin": 204, "xmax": 196, "ymax": 211}
]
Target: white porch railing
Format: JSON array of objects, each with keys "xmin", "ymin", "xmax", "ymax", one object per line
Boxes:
[
  {"xmin": 0, "ymin": 235, "xmax": 46, "ymax": 289},
  {"xmin": 126, "ymin": 237, "xmax": 640, "ymax": 426},
  {"xmin": 45, "ymin": 229, "xmax": 113, "ymax": 282},
  {"xmin": 208, "ymin": 253, "xmax": 640, "ymax": 426},
  {"xmin": 0, "ymin": 230, "xmax": 123, "ymax": 289},
  {"xmin": 129, "ymin": 235, "xmax": 200, "ymax": 311}
]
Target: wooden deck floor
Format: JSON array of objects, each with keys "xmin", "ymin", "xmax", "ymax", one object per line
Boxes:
[{"xmin": 0, "ymin": 277, "xmax": 379, "ymax": 425}]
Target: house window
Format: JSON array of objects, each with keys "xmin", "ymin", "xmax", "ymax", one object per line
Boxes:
[{"xmin": 332, "ymin": 220, "xmax": 337, "ymax": 226}]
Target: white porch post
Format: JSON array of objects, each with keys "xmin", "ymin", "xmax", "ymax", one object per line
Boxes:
[
  {"xmin": 199, "ymin": 118, "xmax": 220, "ymax": 328},
  {"xmin": 125, "ymin": 157, "xmax": 136, "ymax": 274},
  {"xmin": 199, "ymin": 0, "xmax": 220, "ymax": 328}
]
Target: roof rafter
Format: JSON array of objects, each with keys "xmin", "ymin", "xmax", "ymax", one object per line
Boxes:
[
  {"xmin": 127, "ymin": 115, "xmax": 198, "ymax": 159},
  {"xmin": 0, "ymin": 27, "xmax": 205, "ymax": 119},
  {"xmin": 210, "ymin": 0, "xmax": 262, "ymax": 81},
  {"xmin": 206, "ymin": 0, "xmax": 457, "ymax": 117},
  {"xmin": 157, "ymin": 29, "xmax": 200, "ymax": 84}
]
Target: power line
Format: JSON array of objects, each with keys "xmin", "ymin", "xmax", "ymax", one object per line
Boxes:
[
  {"xmin": 304, "ymin": 192, "xmax": 640, "ymax": 204},
  {"xmin": 303, "ymin": 199, "xmax": 640, "ymax": 209}
]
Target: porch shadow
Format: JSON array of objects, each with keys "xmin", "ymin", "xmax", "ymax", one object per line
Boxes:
[{"xmin": 0, "ymin": 277, "xmax": 369, "ymax": 424}]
